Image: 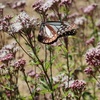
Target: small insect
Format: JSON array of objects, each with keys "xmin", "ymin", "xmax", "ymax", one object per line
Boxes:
[{"xmin": 38, "ymin": 21, "xmax": 77, "ymax": 44}]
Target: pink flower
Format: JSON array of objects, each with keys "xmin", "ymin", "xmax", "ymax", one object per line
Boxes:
[
  {"xmin": 0, "ymin": 15, "xmax": 12, "ymax": 31},
  {"xmin": 86, "ymin": 37, "xmax": 95, "ymax": 45},
  {"xmin": 83, "ymin": 3, "xmax": 97, "ymax": 15},
  {"xmin": 3, "ymin": 42, "xmax": 17, "ymax": 51},
  {"xmin": 14, "ymin": 59, "xmax": 26, "ymax": 70},
  {"xmin": 70, "ymin": 80, "xmax": 86, "ymax": 91},
  {"xmin": 0, "ymin": 53, "xmax": 14, "ymax": 63},
  {"xmin": 86, "ymin": 47, "xmax": 100, "ymax": 67},
  {"xmin": 27, "ymin": 70, "xmax": 39, "ymax": 78},
  {"xmin": 12, "ymin": 0, "xmax": 26, "ymax": 11},
  {"xmin": 9, "ymin": 12, "xmax": 38, "ymax": 34},
  {"xmin": 67, "ymin": 12, "xmax": 80, "ymax": 19},
  {"xmin": 40, "ymin": 0, "xmax": 54, "ymax": 12},
  {"xmin": 84, "ymin": 67, "xmax": 93, "ymax": 75},
  {"xmin": 32, "ymin": 0, "xmax": 60, "ymax": 13},
  {"xmin": 32, "ymin": 0, "xmax": 43, "ymax": 12},
  {"xmin": 74, "ymin": 16, "xmax": 87, "ymax": 25},
  {"xmin": 27, "ymin": 70, "xmax": 36, "ymax": 77}
]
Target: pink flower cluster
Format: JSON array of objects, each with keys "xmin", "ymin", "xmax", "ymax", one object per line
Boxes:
[
  {"xmin": 86, "ymin": 47, "xmax": 100, "ymax": 67},
  {"xmin": 27, "ymin": 70, "xmax": 39, "ymax": 78},
  {"xmin": 86, "ymin": 37, "xmax": 95, "ymax": 45},
  {"xmin": 0, "ymin": 53, "xmax": 13, "ymax": 63},
  {"xmin": 83, "ymin": 3, "xmax": 97, "ymax": 15},
  {"xmin": 32, "ymin": 0, "xmax": 44, "ymax": 13},
  {"xmin": 74, "ymin": 16, "xmax": 87, "ymax": 26},
  {"xmin": 12, "ymin": 0, "xmax": 26, "ymax": 10},
  {"xmin": 70, "ymin": 80, "xmax": 86, "ymax": 91},
  {"xmin": 9, "ymin": 11, "xmax": 39, "ymax": 34},
  {"xmin": 84, "ymin": 67, "xmax": 93, "ymax": 75},
  {"xmin": 67, "ymin": 12, "xmax": 80, "ymax": 19},
  {"xmin": 0, "ymin": 15, "xmax": 12, "ymax": 31},
  {"xmin": 0, "ymin": 42, "xmax": 19, "ymax": 65},
  {"xmin": 14, "ymin": 59, "xmax": 26, "ymax": 68},
  {"xmin": 32, "ymin": 0, "xmax": 72, "ymax": 13}
]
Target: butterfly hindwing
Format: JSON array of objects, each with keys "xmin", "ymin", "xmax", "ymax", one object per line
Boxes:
[{"xmin": 38, "ymin": 21, "xmax": 77, "ymax": 44}]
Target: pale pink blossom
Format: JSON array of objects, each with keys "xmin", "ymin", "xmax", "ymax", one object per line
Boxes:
[
  {"xmin": 86, "ymin": 37, "xmax": 95, "ymax": 45},
  {"xmin": 74, "ymin": 16, "xmax": 87, "ymax": 25},
  {"xmin": 86, "ymin": 47, "xmax": 100, "ymax": 67},
  {"xmin": 70, "ymin": 80, "xmax": 86, "ymax": 91},
  {"xmin": 83, "ymin": 3, "xmax": 97, "ymax": 14},
  {"xmin": 84, "ymin": 67, "xmax": 93, "ymax": 74}
]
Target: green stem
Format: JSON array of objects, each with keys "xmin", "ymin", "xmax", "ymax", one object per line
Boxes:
[
  {"xmin": 64, "ymin": 37, "xmax": 70, "ymax": 87},
  {"xmin": 22, "ymin": 70, "xmax": 34, "ymax": 100},
  {"xmin": 49, "ymin": 47, "xmax": 54, "ymax": 100},
  {"xmin": 26, "ymin": 34, "xmax": 52, "ymax": 93}
]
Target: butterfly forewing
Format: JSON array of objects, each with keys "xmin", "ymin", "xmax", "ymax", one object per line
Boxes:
[
  {"xmin": 44, "ymin": 25, "xmax": 53, "ymax": 38},
  {"xmin": 38, "ymin": 21, "xmax": 77, "ymax": 44}
]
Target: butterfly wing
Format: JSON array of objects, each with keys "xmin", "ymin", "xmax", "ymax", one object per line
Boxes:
[
  {"xmin": 38, "ymin": 23, "xmax": 58, "ymax": 44},
  {"xmin": 57, "ymin": 22, "xmax": 77, "ymax": 37},
  {"xmin": 45, "ymin": 21, "xmax": 77, "ymax": 36},
  {"xmin": 38, "ymin": 21, "xmax": 78, "ymax": 44}
]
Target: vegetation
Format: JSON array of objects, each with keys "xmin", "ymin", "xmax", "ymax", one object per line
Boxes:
[{"xmin": 0, "ymin": 0, "xmax": 100, "ymax": 100}]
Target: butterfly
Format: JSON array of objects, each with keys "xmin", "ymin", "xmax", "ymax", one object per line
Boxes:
[{"xmin": 38, "ymin": 21, "xmax": 77, "ymax": 44}]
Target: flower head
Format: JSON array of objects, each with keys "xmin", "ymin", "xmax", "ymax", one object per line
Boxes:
[
  {"xmin": 86, "ymin": 47, "xmax": 100, "ymax": 67},
  {"xmin": 86, "ymin": 37, "xmax": 95, "ymax": 45},
  {"xmin": 70, "ymin": 80, "xmax": 86, "ymax": 91},
  {"xmin": 0, "ymin": 42, "xmax": 19, "ymax": 57},
  {"xmin": 53, "ymin": 73, "xmax": 69, "ymax": 84},
  {"xmin": 0, "ymin": 15, "xmax": 12, "ymax": 31},
  {"xmin": 74, "ymin": 16, "xmax": 87, "ymax": 26},
  {"xmin": 14, "ymin": 59, "xmax": 26, "ymax": 69},
  {"xmin": 67, "ymin": 12, "xmax": 80, "ymax": 19},
  {"xmin": 41, "ymin": 0, "xmax": 54, "ymax": 12},
  {"xmin": 0, "ymin": 53, "xmax": 14, "ymax": 63},
  {"xmin": 27, "ymin": 70, "xmax": 39, "ymax": 78},
  {"xmin": 53, "ymin": 73, "xmax": 73, "ymax": 88},
  {"xmin": 83, "ymin": 3, "xmax": 97, "ymax": 15},
  {"xmin": 32, "ymin": 0, "xmax": 60, "ymax": 14},
  {"xmin": 32, "ymin": 0, "xmax": 44, "ymax": 13},
  {"xmin": 12, "ymin": 0, "xmax": 26, "ymax": 11},
  {"xmin": 28, "ymin": 70, "xmax": 36, "ymax": 77},
  {"xmin": 9, "ymin": 22, "xmax": 23, "ymax": 33},
  {"xmin": 84, "ymin": 67, "xmax": 93, "ymax": 75},
  {"xmin": 9, "ymin": 11, "xmax": 38, "ymax": 34}
]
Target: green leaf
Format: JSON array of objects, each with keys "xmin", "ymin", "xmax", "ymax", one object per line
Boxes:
[
  {"xmin": 82, "ymin": 92, "xmax": 96, "ymax": 100},
  {"xmin": 40, "ymin": 80, "xmax": 50, "ymax": 90}
]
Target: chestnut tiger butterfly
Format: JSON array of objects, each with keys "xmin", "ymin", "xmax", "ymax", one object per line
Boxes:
[{"xmin": 38, "ymin": 21, "xmax": 77, "ymax": 44}]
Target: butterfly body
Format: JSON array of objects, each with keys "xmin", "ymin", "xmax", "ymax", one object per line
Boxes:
[{"xmin": 38, "ymin": 21, "xmax": 77, "ymax": 44}]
